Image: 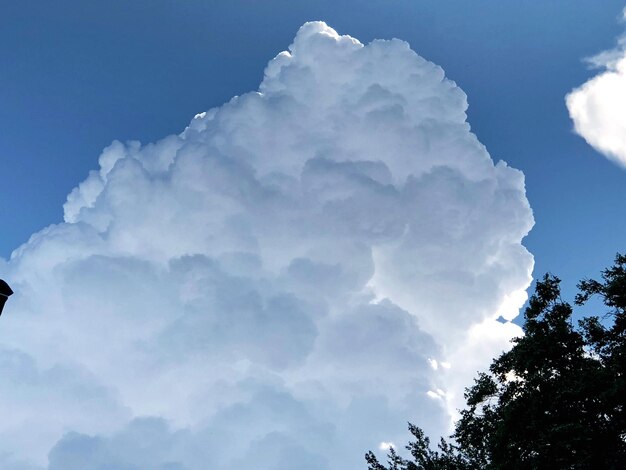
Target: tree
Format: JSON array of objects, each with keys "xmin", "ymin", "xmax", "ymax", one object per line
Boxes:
[
  {"xmin": 366, "ymin": 254, "xmax": 626, "ymax": 469},
  {"xmin": 365, "ymin": 424, "xmax": 471, "ymax": 470}
]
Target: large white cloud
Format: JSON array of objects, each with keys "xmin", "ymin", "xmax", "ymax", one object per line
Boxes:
[
  {"xmin": 566, "ymin": 9, "xmax": 626, "ymax": 167},
  {"xmin": 0, "ymin": 22, "xmax": 534, "ymax": 469}
]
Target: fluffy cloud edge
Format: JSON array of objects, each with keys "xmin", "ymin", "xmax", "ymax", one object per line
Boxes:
[{"xmin": 566, "ymin": 8, "xmax": 626, "ymax": 167}]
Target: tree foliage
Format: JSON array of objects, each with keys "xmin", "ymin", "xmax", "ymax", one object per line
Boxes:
[{"xmin": 366, "ymin": 254, "xmax": 626, "ymax": 469}]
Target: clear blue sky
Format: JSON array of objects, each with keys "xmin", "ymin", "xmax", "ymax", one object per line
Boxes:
[{"xmin": 2, "ymin": 0, "xmax": 625, "ymax": 300}]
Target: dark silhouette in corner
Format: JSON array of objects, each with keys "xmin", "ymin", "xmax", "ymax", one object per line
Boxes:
[{"xmin": 0, "ymin": 280, "xmax": 13, "ymax": 316}]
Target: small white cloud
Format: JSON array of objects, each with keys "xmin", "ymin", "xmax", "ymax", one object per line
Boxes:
[
  {"xmin": 426, "ymin": 389, "xmax": 447, "ymax": 401},
  {"xmin": 379, "ymin": 441, "xmax": 396, "ymax": 451},
  {"xmin": 567, "ymin": 15, "xmax": 626, "ymax": 168}
]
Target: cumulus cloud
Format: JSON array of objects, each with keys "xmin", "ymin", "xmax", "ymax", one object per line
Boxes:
[
  {"xmin": 566, "ymin": 9, "xmax": 626, "ymax": 167},
  {"xmin": 0, "ymin": 22, "xmax": 533, "ymax": 469}
]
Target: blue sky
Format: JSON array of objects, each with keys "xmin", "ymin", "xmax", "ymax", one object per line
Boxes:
[{"xmin": 1, "ymin": 2, "xmax": 625, "ymax": 468}]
